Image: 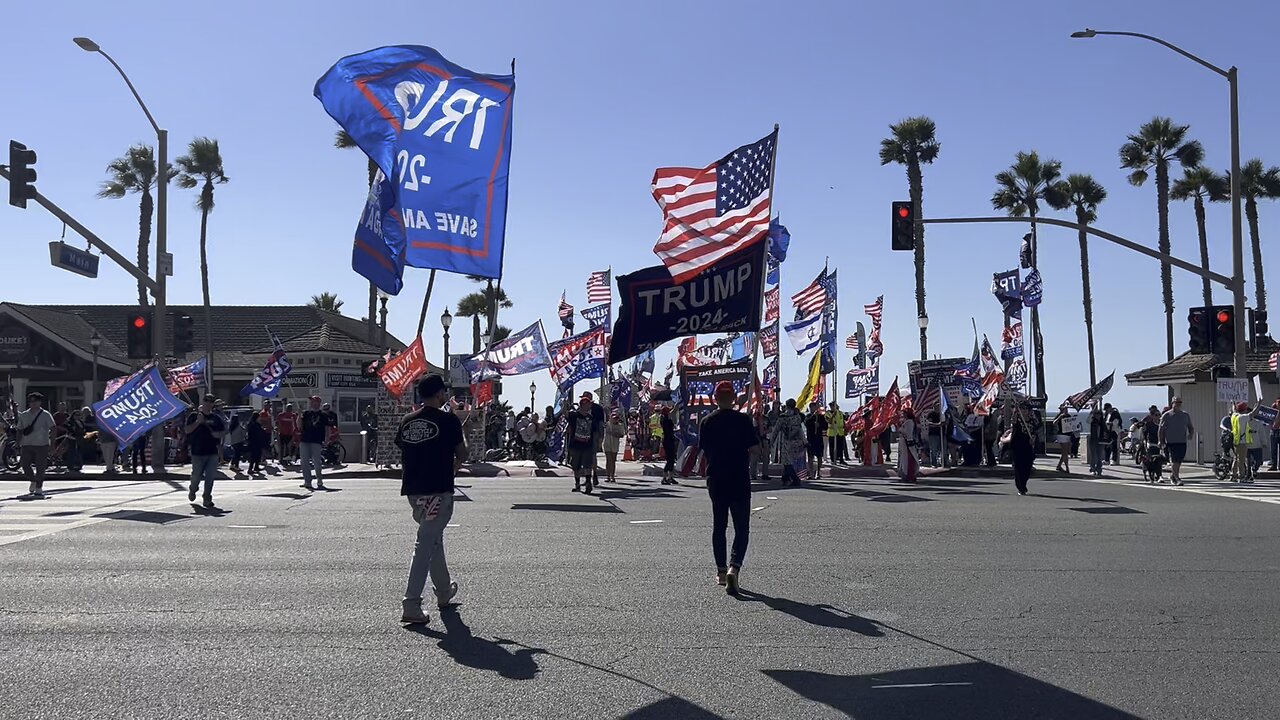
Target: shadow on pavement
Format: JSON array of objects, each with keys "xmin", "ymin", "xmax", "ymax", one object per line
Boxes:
[
  {"xmin": 622, "ymin": 696, "xmax": 726, "ymax": 719},
  {"xmin": 595, "ymin": 487, "xmax": 685, "ymax": 500},
  {"xmin": 510, "ymin": 503, "xmax": 624, "ymax": 513},
  {"xmin": 763, "ymin": 661, "xmax": 1142, "ymax": 719},
  {"xmin": 733, "ymin": 591, "xmax": 884, "ymax": 637},
  {"xmin": 1067, "ymin": 506, "xmax": 1145, "ymax": 515},
  {"xmin": 259, "ymin": 493, "xmax": 313, "ymax": 501},
  {"xmin": 406, "ymin": 608, "xmax": 546, "ymax": 680},
  {"xmin": 95, "ymin": 509, "xmax": 192, "ymax": 524}
]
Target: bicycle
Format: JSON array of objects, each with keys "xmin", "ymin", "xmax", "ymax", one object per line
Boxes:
[{"xmin": 321, "ymin": 437, "xmax": 346, "ymax": 467}]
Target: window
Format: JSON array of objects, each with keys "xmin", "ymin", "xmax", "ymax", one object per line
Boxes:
[{"xmin": 337, "ymin": 394, "xmax": 377, "ymax": 424}]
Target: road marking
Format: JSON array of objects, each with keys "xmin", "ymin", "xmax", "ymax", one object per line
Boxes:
[
  {"xmin": 629, "ymin": 520, "xmax": 664, "ymax": 524},
  {"xmin": 447, "ymin": 523, "xmax": 460, "ymax": 527},
  {"xmin": 752, "ymin": 506, "xmax": 766, "ymax": 512},
  {"xmin": 766, "ymin": 496, "xmax": 778, "ymax": 500},
  {"xmin": 227, "ymin": 525, "xmax": 266, "ymax": 529},
  {"xmin": 872, "ymin": 682, "xmax": 973, "ymax": 689}
]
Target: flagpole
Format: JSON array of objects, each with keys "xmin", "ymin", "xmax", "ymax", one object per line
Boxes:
[
  {"xmin": 415, "ymin": 269, "xmax": 438, "ymax": 338},
  {"xmin": 599, "ymin": 265, "xmax": 611, "ymax": 412},
  {"xmin": 748, "ymin": 124, "xmax": 779, "ymax": 415}
]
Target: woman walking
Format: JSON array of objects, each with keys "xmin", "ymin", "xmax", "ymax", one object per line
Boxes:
[
  {"xmin": 602, "ymin": 410, "xmax": 624, "ymax": 482},
  {"xmin": 1050, "ymin": 404, "xmax": 1071, "ymax": 473},
  {"xmin": 247, "ymin": 412, "xmax": 270, "ymax": 475},
  {"xmin": 1087, "ymin": 406, "xmax": 1106, "ymax": 476},
  {"xmin": 1007, "ymin": 400, "xmax": 1040, "ymax": 495},
  {"xmin": 660, "ymin": 407, "xmax": 678, "ymax": 485},
  {"xmin": 896, "ymin": 409, "xmax": 921, "ymax": 483},
  {"xmin": 772, "ymin": 399, "xmax": 807, "ymax": 486}
]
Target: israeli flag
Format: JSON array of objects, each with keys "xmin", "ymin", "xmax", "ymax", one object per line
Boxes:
[{"xmin": 785, "ymin": 313, "xmax": 824, "ymax": 355}]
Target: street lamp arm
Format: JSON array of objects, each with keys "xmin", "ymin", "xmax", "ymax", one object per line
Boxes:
[
  {"xmin": 94, "ymin": 49, "xmax": 163, "ymax": 134},
  {"xmin": 1086, "ymin": 30, "xmax": 1230, "ymax": 78},
  {"xmin": 920, "ymin": 215, "xmax": 1235, "ymax": 288}
]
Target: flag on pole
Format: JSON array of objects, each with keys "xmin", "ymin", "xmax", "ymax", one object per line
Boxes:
[
  {"xmin": 1270, "ymin": 350, "xmax": 1278, "ymax": 373},
  {"xmin": 864, "ymin": 296, "xmax": 883, "ymax": 324},
  {"xmin": 796, "ymin": 350, "xmax": 824, "ymax": 409},
  {"xmin": 1065, "ymin": 371, "xmax": 1116, "ymax": 410},
  {"xmin": 792, "ymin": 269, "xmax": 830, "ymax": 318},
  {"xmin": 558, "ymin": 291, "xmax": 575, "ymax": 337},
  {"xmin": 784, "ymin": 313, "xmax": 825, "ymax": 355},
  {"xmin": 651, "ymin": 130, "xmax": 777, "ymax": 282},
  {"xmin": 768, "ymin": 217, "xmax": 790, "ymax": 263},
  {"xmin": 764, "ymin": 287, "xmax": 780, "ymax": 323},
  {"xmin": 846, "ymin": 334, "xmax": 859, "ymax": 351},
  {"xmin": 587, "ymin": 270, "xmax": 611, "ymax": 304}
]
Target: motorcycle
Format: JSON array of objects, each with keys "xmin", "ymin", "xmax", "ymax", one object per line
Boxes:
[{"xmin": 1, "ymin": 421, "xmax": 19, "ymax": 471}]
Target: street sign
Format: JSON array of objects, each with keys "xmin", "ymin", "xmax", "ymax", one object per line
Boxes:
[
  {"xmin": 158, "ymin": 252, "xmax": 174, "ymax": 277},
  {"xmin": 1217, "ymin": 378, "xmax": 1249, "ymax": 404},
  {"xmin": 48, "ymin": 241, "xmax": 99, "ymax": 279}
]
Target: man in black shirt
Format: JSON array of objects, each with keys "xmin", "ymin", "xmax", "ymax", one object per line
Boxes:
[
  {"xmin": 698, "ymin": 381, "xmax": 759, "ymax": 595},
  {"xmin": 395, "ymin": 375, "xmax": 466, "ymax": 625},
  {"xmin": 184, "ymin": 394, "xmax": 226, "ymax": 508},
  {"xmin": 298, "ymin": 395, "xmax": 332, "ymax": 491},
  {"xmin": 567, "ymin": 394, "xmax": 597, "ymax": 494}
]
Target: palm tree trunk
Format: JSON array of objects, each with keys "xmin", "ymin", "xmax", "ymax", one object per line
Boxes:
[
  {"xmin": 908, "ymin": 162, "xmax": 926, "ymax": 360},
  {"xmin": 1194, "ymin": 196, "xmax": 1213, "ymax": 307},
  {"xmin": 471, "ymin": 315, "xmax": 481, "ymax": 354},
  {"xmin": 199, "ymin": 184, "xmax": 214, "ymax": 393},
  {"xmin": 1077, "ymin": 208, "xmax": 1097, "ymax": 386},
  {"xmin": 137, "ymin": 191, "xmax": 153, "ymax": 306},
  {"xmin": 1156, "ymin": 162, "xmax": 1175, "ymax": 363},
  {"xmin": 484, "ymin": 280, "xmax": 496, "ymax": 338},
  {"xmin": 1246, "ymin": 198, "xmax": 1267, "ymax": 315},
  {"xmin": 1029, "ymin": 214, "xmax": 1046, "ymax": 399}
]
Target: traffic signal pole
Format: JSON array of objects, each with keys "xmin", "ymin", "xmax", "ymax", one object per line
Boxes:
[{"xmin": 0, "ymin": 166, "xmax": 157, "ymax": 293}]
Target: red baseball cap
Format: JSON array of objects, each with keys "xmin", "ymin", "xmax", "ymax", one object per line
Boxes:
[{"xmin": 714, "ymin": 381, "xmax": 735, "ymax": 396}]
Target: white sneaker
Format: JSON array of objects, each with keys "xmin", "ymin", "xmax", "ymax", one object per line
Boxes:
[
  {"xmin": 400, "ymin": 603, "xmax": 430, "ymax": 624},
  {"xmin": 436, "ymin": 581, "xmax": 459, "ymax": 609}
]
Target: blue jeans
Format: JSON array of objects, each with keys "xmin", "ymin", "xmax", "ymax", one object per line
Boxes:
[
  {"xmin": 711, "ymin": 494, "xmax": 750, "ymax": 570},
  {"xmin": 299, "ymin": 442, "xmax": 324, "ymax": 486},
  {"xmin": 1088, "ymin": 439, "xmax": 1103, "ymax": 474},
  {"xmin": 189, "ymin": 454, "xmax": 219, "ymax": 499},
  {"xmin": 404, "ymin": 493, "xmax": 454, "ymax": 606}
]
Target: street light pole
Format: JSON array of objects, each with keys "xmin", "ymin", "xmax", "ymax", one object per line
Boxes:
[
  {"xmin": 917, "ymin": 314, "xmax": 929, "ymax": 361},
  {"xmin": 530, "ymin": 381, "xmax": 536, "ymax": 415},
  {"xmin": 1071, "ymin": 28, "xmax": 1248, "ymax": 387},
  {"xmin": 441, "ymin": 307, "xmax": 453, "ymax": 387},
  {"xmin": 90, "ymin": 331, "xmax": 102, "ymax": 401},
  {"xmin": 75, "ymin": 37, "xmax": 169, "ymax": 470}
]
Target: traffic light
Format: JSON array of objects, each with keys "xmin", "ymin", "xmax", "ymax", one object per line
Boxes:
[
  {"xmin": 1212, "ymin": 306, "xmax": 1235, "ymax": 356},
  {"xmin": 172, "ymin": 314, "xmax": 194, "ymax": 354},
  {"xmin": 891, "ymin": 201, "xmax": 915, "ymax": 251},
  {"xmin": 126, "ymin": 311, "xmax": 152, "ymax": 359},
  {"xmin": 1188, "ymin": 306, "xmax": 1212, "ymax": 353},
  {"xmin": 1254, "ymin": 310, "xmax": 1269, "ymax": 346},
  {"xmin": 8, "ymin": 140, "xmax": 37, "ymax": 209}
]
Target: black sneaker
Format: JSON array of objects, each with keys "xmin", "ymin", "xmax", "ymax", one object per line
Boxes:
[
  {"xmin": 188, "ymin": 484, "xmax": 198, "ymax": 502},
  {"xmin": 202, "ymin": 497, "xmax": 215, "ymax": 508}
]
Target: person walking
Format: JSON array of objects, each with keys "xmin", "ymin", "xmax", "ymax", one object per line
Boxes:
[
  {"xmin": 395, "ymin": 375, "xmax": 465, "ymax": 625},
  {"xmin": 1006, "ymin": 400, "xmax": 1039, "ymax": 495},
  {"xmin": 588, "ymin": 395, "xmax": 606, "ymax": 485},
  {"xmin": 826, "ymin": 402, "xmax": 846, "ymax": 465},
  {"xmin": 897, "ymin": 408, "xmax": 921, "ymax": 483},
  {"xmin": 660, "ymin": 407, "xmax": 678, "ymax": 485},
  {"xmin": 298, "ymin": 396, "xmax": 332, "ymax": 491},
  {"xmin": 1230, "ymin": 402, "xmax": 1256, "ymax": 483},
  {"xmin": 1087, "ymin": 406, "xmax": 1106, "ymax": 476},
  {"xmin": 567, "ymin": 394, "xmax": 598, "ymax": 493},
  {"xmin": 698, "ymin": 381, "xmax": 758, "ymax": 595},
  {"xmin": 752, "ymin": 409, "xmax": 770, "ymax": 481},
  {"xmin": 184, "ymin": 394, "xmax": 226, "ymax": 508},
  {"xmin": 361, "ymin": 404, "xmax": 379, "ymax": 463},
  {"xmin": 276, "ymin": 403, "xmax": 297, "ymax": 467},
  {"xmin": 804, "ymin": 404, "xmax": 827, "ymax": 480},
  {"xmin": 1269, "ymin": 399, "xmax": 1280, "ymax": 471},
  {"xmin": 1050, "ymin": 404, "xmax": 1072, "ymax": 473},
  {"xmin": 1158, "ymin": 397, "xmax": 1193, "ymax": 485},
  {"xmin": 772, "ymin": 399, "xmax": 807, "ymax": 486},
  {"xmin": 602, "ymin": 409, "xmax": 625, "ymax": 482},
  {"xmin": 17, "ymin": 392, "xmax": 55, "ymax": 498},
  {"xmin": 1105, "ymin": 406, "xmax": 1123, "ymax": 465},
  {"xmin": 227, "ymin": 413, "xmax": 248, "ymax": 474}
]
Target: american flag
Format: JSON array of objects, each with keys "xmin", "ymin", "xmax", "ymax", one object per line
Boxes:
[
  {"xmin": 651, "ymin": 130, "xmax": 776, "ymax": 282},
  {"xmin": 846, "ymin": 334, "xmax": 858, "ymax": 351},
  {"xmin": 586, "ymin": 270, "xmax": 611, "ymax": 304},
  {"xmin": 765, "ymin": 287, "xmax": 780, "ymax": 323},
  {"xmin": 1270, "ymin": 351, "xmax": 1278, "ymax": 372},
  {"xmin": 792, "ymin": 269, "xmax": 830, "ymax": 318},
  {"xmin": 792, "ymin": 455, "xmax": 810, "ymax": 483},
  {"xmin": 864, "ymin": 296, "xmax": 883, "ymax": 324},
  {"xmin": 557, "ymin": 291, "xmax": 574, "ymax": 336},
  {"xmin": 914, "ymin": 385, "xmax": 941, "ymax": 414}
]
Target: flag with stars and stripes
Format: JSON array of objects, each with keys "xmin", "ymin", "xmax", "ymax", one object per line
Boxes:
[
  {"xmin": 651, "ymin": 130, "xmax": 777, "ymax": 283},
  {"xmin": 864, "ymin": 296, "xmax": 883, "ymax": 324},
  {"xmin": 792, "ymin": 269, "xmax": 831, "ymax": 319},
  {"xmin": 846, "ymin": 334, "xmax": 858, "ymax": 351},
  {"xmin": 1270, "ymin": 351, "xmax": 1278, "ymax": 373},
  {"xmin": 587, "ymin": 270, "xmax": 611, "ymax": 304},
  {"xmin": 765, "ymin": 287, "xmax": 780, "ymax": 323},
  {"xmin": 557, "ymin": 291, "xmax": 575, "ymax": 337}
]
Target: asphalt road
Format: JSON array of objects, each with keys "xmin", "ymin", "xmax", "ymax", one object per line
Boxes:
[{"xmin": 2, "ymin": 461, "xmax": 1278, "ymax": 719}]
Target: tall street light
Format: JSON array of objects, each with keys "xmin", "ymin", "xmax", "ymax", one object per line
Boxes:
[
  {"xmin": 917, "ymin": 314, "xmax": 929, "ymax": 361},
  {"xmin": 1071, "ymin": 28, "xmax": 1247, "ymax": 384},
  {"xmin": 74, "ymin": 37, "xmax": 169, "ymax": 359},
  {"xmin": 76, "ymin": 37, "xmax": 169, "ymax": 471},
  {"xmin": 441, "ymin": 307, "xmax": 453, "ymax": 386},
  {"xmin": 90, "ymin": 330, "xmax": 102, "ymax": 401},
  {"xmin": 529, "ymin": 380, "xmax": 536, "ymax": 415}
]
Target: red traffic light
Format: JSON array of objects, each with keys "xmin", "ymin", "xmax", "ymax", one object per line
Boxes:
[
  {"xmin": 1217, "ymin": 310, "xmax": 1232, "ymax": 324},
  {"xmin": 132, "ymin": 315, "xmax": 148, "ymax": 329},
  {"xmin": 897, "ymin": 206, "xmax": 910, "ymax": 218}
]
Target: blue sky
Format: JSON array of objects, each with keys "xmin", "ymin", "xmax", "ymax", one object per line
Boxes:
[{"xmin": 4, "ymin": 0, "xmax": 1278, "ymax": 410}]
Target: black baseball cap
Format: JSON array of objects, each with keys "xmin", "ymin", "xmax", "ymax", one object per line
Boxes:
[{"xmin": 417, "ymin": 374, "xmax": 447, "ymax": 398}]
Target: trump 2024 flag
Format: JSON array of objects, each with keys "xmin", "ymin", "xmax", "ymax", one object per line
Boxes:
[{"xmin": 315, "ymin": 45, "xmax": 516, "ymax": 288}]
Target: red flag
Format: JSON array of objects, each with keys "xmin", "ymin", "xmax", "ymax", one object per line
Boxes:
[
  {"xmin": 869, "ymin": 379, "xmax": 901, "ymax": 437},
  {"xmin": 378, "ymin": 336, "xmax": 427, "ymax": 398},
  {"xmin": 471, "ymin": 380, "xmax": 494, "ymax": 406}
]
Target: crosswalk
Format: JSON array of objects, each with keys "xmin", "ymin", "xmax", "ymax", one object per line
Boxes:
[
  {"xmin": 0, "ymin": 476, "xmax": 293, "ymax": 546},
  {"xmin": 1060, "ymin": 460, "xmax": 1280, "ymax": 506}
]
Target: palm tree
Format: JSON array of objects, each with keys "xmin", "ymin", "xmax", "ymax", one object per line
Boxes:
[
  {"xmin": 1119, "ymin": 118, "xmax": 1203, "ymax": 362},
  {"xmin": 991, "ymin": 150, "xmax": 1067, "ymax": 399},
  {"xmin": 174, "ymin": 137, "xmax": 228, "ymax": 386},
  {"xmin": 1171, "ymin": 167, "xmax": 1229, "ymax": 308},
  {"xmin": 1050, "ymin": 174, "xmax": 1106, "ymax": 386},
  {"xmin": 336, "ymin": 129, "xmax": 381, "ymax": 341},
  {"xmin": 1233, "ymin": 159, "xmax": 1280, "ymax": 315},
  {"xmin": 309, "ymin": 292, "xmax": 344, "ymax": 313},
  {"xmin": 879, "ymin": 117, "xmax": 940, "ymax": 360},
  {"xmin": 97, "ymin": 144, "xmax": 170, "ymax": 306},
  {"xmin": 456, "ymin": 284, "xmax": 513, "ymax": 352}
]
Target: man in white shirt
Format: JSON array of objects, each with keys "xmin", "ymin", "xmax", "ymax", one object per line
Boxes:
[{"xmin": 17, "ymin": 392, "xmax": 56, "ymax": 498}]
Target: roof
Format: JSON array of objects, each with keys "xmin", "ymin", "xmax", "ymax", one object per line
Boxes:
[
  {"xmin": 1, "ymin": 304, "xmax": 406, "ymax": 361},
  {"xmin": 1125, "ymin": 339, "xmax": 1280, "ymax": 386},
  {"xmin": 248, "ymin": 322, "xmax": 389, "ymax": 355}
]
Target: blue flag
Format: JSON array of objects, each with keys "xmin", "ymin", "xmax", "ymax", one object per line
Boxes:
[
  {"xmin": 242, "ymin": 349, "xmax": 292, "ymax": 398},
  {"xmin": 580, "ymin": 303, "xmax": 611, "ymax": 330},
  {"xmin": 767, "ymin": 256, "xmax": 780, "ymax": 285},
  {"xmin": 630, "ymin": 348, "xmax": 655, "ymax": 377},
  {"xmin": 315, "ymin": 45, "xmax": 516, "ymax": 283},
  {"xmin": 611, "ymin": 379, "xmax": 633, "ymax": 412},
  {"xmin": 1022, "ymin": 268, "xmax": 1043, "ymax": 308},
  {"xmin": 93, "ymin": 367, "xmax": 189, "ymax": 447},
  {"xmin": 768, "ymin": 218, "xmax": 790, "ymax": 263}
]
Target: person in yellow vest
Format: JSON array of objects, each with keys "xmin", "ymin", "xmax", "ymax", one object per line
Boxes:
[
  {"xmin": 826, "ymin": 401, "xmax": 846, "ymax": 465},
  {"xmin": 648, "ymin": 411, "xmax": 663, "ymax": 462},
  {"xmin": 1231, "ymin": 401, "xmax": 1257, "ymax": 484}
]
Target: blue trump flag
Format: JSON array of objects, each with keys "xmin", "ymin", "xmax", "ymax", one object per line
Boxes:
[
  {"xmin": 768, "ymin": 218, "xmax": 790, "ymax": 263},
  {"xmin": 351, "ymin": 172, "xmax": 406, "ymax": 294},
  {"xmin": 242, "ymin": 349, "xmax": 292, "ymax": 398},
  {"xmin": 92, "ymin": 367, "xmax": 188, "ymax": 448},
  {"xmin": 315, "ymin": 45, "xmax": 516, "ymax": 284}
]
